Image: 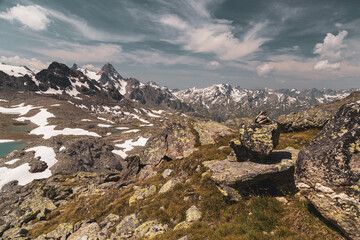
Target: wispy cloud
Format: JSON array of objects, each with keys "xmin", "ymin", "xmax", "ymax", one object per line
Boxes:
[
  {"xmin": 38, "ymin": 43, "xmax": 123, "ymax": 63},
  {"xmin": 0, "ymin": 4, "xmax": 142, "ymax": 42},
  {"xmin": 157, "ymin": 0, "xmax": 269, "ymax": 61}
]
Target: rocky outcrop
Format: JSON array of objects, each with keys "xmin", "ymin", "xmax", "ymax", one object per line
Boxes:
[
  {"xmin": 296, "ymin": 102, "xmax": 360, "ymax": 239},
  {"xmin": 277, "ymin": 108, "xmax": 332, "ymax": 132},
  {"xmin": 53, "ymin": 138, "xmax": 123, "ymax": 175},
  {"xmin": 230, "ymin": 123, "xmax": 280, "ymax": 162},
  {"xmin": 138, "ymin": 123, "xmax": 198, "ymax": 166},
  {"xmin": 204, "ymin": 148, "xmax": 299, "ymax": 200},
  {"xmin": 192, "ymin": 121, "xmax": 232, "ymax": 145},
  {"xmin": 129, "ymin": 185, "xmax": 157, "ymax": 206},
  {"xmin": 133, "ymin": 220, "xmax": 167, "ymax": 239}
]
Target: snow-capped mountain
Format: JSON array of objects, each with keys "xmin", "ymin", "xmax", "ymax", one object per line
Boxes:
[
  {"xmin": 0, "ymin": 62, "xmax": 34, "ymax": 77},
  {"xmin": 173, "ymin": 84, "xmax": 358, "ymax": 121}
]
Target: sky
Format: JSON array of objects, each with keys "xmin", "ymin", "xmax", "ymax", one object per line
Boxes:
[{"xmin": 0, "ymin": 0, "xmax": 359, "ymax": 90}]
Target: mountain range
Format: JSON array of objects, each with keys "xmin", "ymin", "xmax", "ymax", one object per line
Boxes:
[{"xmin": 1, "ymin": 62, "xmax": 358, "ymax": 121}]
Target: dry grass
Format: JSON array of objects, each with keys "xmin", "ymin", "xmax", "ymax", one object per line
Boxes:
[{"xmin": 276, "ymin": 129, "xmax": 321, "ymax": 150}]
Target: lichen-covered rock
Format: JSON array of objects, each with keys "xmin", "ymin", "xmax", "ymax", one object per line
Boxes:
[
  {"xmin": 204, "ymin": 148, "xmax": 298, "ymax": 198},
  {"xmin": 35, "ymin": 223, "xmax": 73, "ymax": 240},
  {"xmin": 129, "ymin": 185, "xmax": 156, "ymax": 206},
  {"xmin": 174, "ymin": 221, "xmax": 190, "ymax": 230},
  {"xmin": 162, "ymin": 169, "xmax": 173, "ymax": 179},
  {"xmin": 193, "ymin": 121, "xmax": 232, "ymax": 145},
  {"xmin": 67, "ymin": 222, "xmax": 103, "ymax": 240},
  {"xmin": 20, "ymin": 190, "xmax": 56, "ymax": 220},
  {"xmin": 230, "ymin": 123, "xmax": 280, "ymax": 161},
  {"xmin": 159, "ymin": 178, "xmax": 182, "ymax": 194},
  {"xmin": 277, "ymin": 108, "xmax": 332, "ymax": 132},
  {"xmin": 100, "ymin": 213, "xmax": 120, "ymax": 230},
  {"xmin": 139, "ymin": 123, "xmax": 197, "ymax": 166},
  {"xmin": 133, "ymin": 220, "xmax": 167, "ymax": 239},
  {"xmin": 115, "ymin": 214, "xmax": 140, "ymax": 238},
  {"xmin": 2, "ymin": 226, "xmax": 28, "ymax": 240},
  {"xmin": 186, "ymin": 205, "xmax": 202, "ymax": 222},
  {"xmin": 295, "ymin": 102, "xmax": 360, "ymax": 239}
]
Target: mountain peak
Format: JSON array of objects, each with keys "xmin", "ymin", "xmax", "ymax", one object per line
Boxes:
[
  {"xmin": 100, "ymin": 63, "xmax": 123, "ymax": 79},
  {"xmin": 71, "ymin": 63, "xmax": 80, "ymax": 70}
]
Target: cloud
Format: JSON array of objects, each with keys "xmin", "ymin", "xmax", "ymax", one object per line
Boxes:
[
  {"xmin": 206, "ymin": 61, "xmax": 220, "ymax": 69},
  {"xmin": 122, "ymin": 50, "xmax": 203, "ymax": 66},
  {"xmin": 158, "ymin": 1, "xmax": 269, "ymax": 61},
  {"xmin": 0, "ymin": 4, "xmax": 50, "ymax": 31},
  {"xmin": 313, "ymin": 30, "xmax": 348, "ymax": 71},
  {"xmin": 0, "ymin": 55, "xmax": 49, "ymax": 72},
  {"xmin": 0, "ymin": 4, "xmax": 142, "ymax": 42},
  {"xmin": 257, "ymin": 63, "xmax": 275, "ymax": 76},
  {"xmin": 314, "ymin": 30, "xmax": 348, "ymax": 61},
  {"xmin": 81, "ymin": 64, "xmax": 101, "ymax": 72},
  {"xmin": 38, "ymin": 43, "xmax": 123, "ymax": 63},
  {"xmin": 314, "ymin": 60, "xmax": 340, "ymax": 71}
]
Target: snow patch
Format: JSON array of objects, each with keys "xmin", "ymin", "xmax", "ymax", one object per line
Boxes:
[
  {"xmin": 0, "ymin": 103, "xmax": 38, "ymax": 116},
  {"xmin": 0, "ymin": 139, "xmax": 15, "ymax": 143},
  {"xmin": 112, "ymin": 137, "xmax": 148, "ymax": 158},
  {"xmin": 123, "ymin": 129, "xmax": 140, "ymax": 133},
  {"xmin": 98, "ymin": 124, "xmax": 113, "ymax": 128},
  {"xmin": 5, "ymin": 158, "xmax": 20, "ymax": 165}
]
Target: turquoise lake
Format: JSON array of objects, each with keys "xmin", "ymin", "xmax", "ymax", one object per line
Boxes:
[
  {"xmin": 0, "ymin": 142, "xmax": 26, "ymax": 158},
  {"xmin": 111, "ymin": 130, "xmax": 123, "ymax": 134}
]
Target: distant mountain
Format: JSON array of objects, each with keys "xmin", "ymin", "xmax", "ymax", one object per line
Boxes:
[
  {"xmin": 0, "ymin": 62, "xmax": 34, "ymax": 77},
  {"xmin": 74, "ymin": 63, "xmax": 194, "ymax": 112},
  {"xmin": 1, "ymin": 61, "xmax": 358, "ymax": 122},
  {"xmin": 173, "ymin": 84, "xmax": 358, "ymax": 121}
]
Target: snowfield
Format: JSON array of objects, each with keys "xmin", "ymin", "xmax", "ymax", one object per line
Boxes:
[{"xmin": 0, "ymin": 146, "xmax": 57, "ymax": 190}]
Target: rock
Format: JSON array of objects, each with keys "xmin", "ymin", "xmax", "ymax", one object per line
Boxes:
[
  {"xmin": 216, "ymin": 185, "xmax": 241, "ymax": 202},
  {"xmin": 230, "ymin": 123, "xmax": 280, "ymax": 161},
  {"xmin": 277, "ymin": 108, "xmax": 332, "ymax": 132},
  {"xmin": 162, "ymin": 169, "xmax": 173, "ymax": 179},
  {"xmin": 275, "ymin": 197, "xmax": 289, "ymax": 205},
  {"xmin": 295, "ymin": 102, "xmax": 360, "ymax": 239},
  {"xmin": 139, "ymin": 123, "xmax": 197, "ymax": 166},
  {"xmin": 174, "ymin": 221, "xmax": 190, "ymax": 230},
  {"xmin": 193, "ymin": 121, "xmax": 232, "ymax": 145},
  {"xmin": 120, "ymin": 156, "xmax": 140, "ymax": 181},
  {"xmin": 20, "ymin": 190, "xmax": 57, "ymax": 220},
  {"xmin": 29, "ymin": 160, "xmax": 48, "ymax": 173},
  {"xmin": 138, "ymin": 166, "xmax": 157, "ymax": 181},
  {"xmin": 204, "ymin": 148, "xmax": 299, "ymax": 197},
  {"xmin": 254, "ymin": 110, "xmax": 272, "ymax": 124},
  {"xmin": 36, "ymin": 223, "xmax": 73, "ymax": 240},
  {"xmin": 115, "ymin": 214, "xmax": 140, "ymax": 238},
  {"xmin": 159, "ymin": 178, "xmax": 182, "ymax": 194},
  {"xmin": 133, "ymin": 220, "xmax": 167, "ymax": 239},
  {"xmin": 2, "ymin": 226, "xmax": 28, "ymax": 240},
  {"xmin": 129, "ymin": 185, "xmax": 156, "ymax": 206},
  {"xmin": 53, "ymin": 137, "xmax": 122, "ymax": 175},
  {"xmin": 67, "ymin": 222, "xmax": 103, "ymax": 240},
  {"xmin": 186, "ymin": 205, "xmax": 202, "ymax": 222},
  {"xmin": 100, "ymin": 213, "xmax": 120, "ymax": 229},
  {"xmin": 178, "ymin": 236, "xmax": 189, "ymax": 240}
]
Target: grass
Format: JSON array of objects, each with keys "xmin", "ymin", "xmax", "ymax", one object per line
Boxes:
[
  {"xmin": 28, "ymin": 129, "xmax": 344, "ymax": 240},
  {"xmin": 276, "ymin": 128, "xmax": 321, "ymax": 150}
]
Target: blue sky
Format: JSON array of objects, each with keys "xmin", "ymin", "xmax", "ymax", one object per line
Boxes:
[{"xmin": 0, "ymin": 0, "xmax": 359, "ymax": 89}]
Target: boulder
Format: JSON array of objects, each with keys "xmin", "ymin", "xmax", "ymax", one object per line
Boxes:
[
  {"xmin": 115, "ymin": 214, "xmax": 140, "ymax": 238},
  {"xmin": 35, "ymin": 223, "xmax": 73, "ymax": 240},
  {"xmin": 53, "ymin": 138, "xmax": 122, "ymax": 175},
  {"xmin": 67, "ymin": 222, "xmax": 103, "ymax": 240},
  {"xmin": 129, "ymin": 185, "xmax": 156, "ymax": 206},
  {"xmin": 296, "ymin": 102, "xmax": 360, "ymax": 239},
  {"xmin": 29, "ymin": 160, "xmax": 48, "ymax": 173},
  {"xmin": 20, "ymin": 190, "xmax": 57, "ymax": 220},
  {"xmin": 162, "ymin": 169, "xmax": 173, "ymax": 179},
  {"xmin": 204, "ymin": 148, "xmax": 299, "ymax": 199},
  {"xmin": 186, "ymin": 205, "xmax": 202, "ymax": 222},
  {"xmin": 230, "ymin": 123, "xmax": 280, "ymax": 161},
  {"xmin": 133, "ymin": 220, "xmax": 167, "ymax": 239},
  {"xmin": 159, "ymin": 178, "xmax": 182, "ymax": 194},
  {"xmin": 192, "ymin": 121, "xmax": 232, "ymax": 145},
  {"xmin": 277, "ymin": 108, "xmax": 332, "ymax": 132},
  {"xmin": 139, "ymin": 123, "xmax": 197, "ymax": 166}
]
